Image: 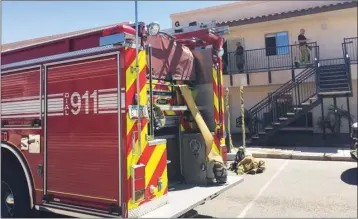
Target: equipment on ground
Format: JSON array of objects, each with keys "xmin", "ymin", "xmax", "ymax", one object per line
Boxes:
[
  {"xmin": 1, "ymin": 19, "xmax": 243, "ymax": 218},
  {"xmin": 230, "ymin": 155, "xmax": 266, "ymax": 175}
]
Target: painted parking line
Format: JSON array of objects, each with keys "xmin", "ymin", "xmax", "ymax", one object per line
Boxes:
[{"xmin": 236, "ymin": 160, "xmax": 289, "ymax": 218}]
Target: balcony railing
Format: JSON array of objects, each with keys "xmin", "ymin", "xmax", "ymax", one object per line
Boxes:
[
  {"xmin": 224, "ymin": 42, "xmax": 319, "ymax": 74},
  {"xmin": 342, "ymin": 37, "xmax": 357, "ymax": 64}
]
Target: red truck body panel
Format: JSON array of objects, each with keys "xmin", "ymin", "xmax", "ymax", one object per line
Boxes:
[
  {"xmin": 1, "ymin": 67, "xmax": 44, "ymax": 205},
  {"xmin": 2, "ymin": 32, "xmax": 102, "ymax": 65},
  {"xmin": 1, "ymin": 49, "xmax": 126, "ymax": 211},
  {"xmin": 46, "ymin": 54, "xmax": 120, "ymax": 209}
]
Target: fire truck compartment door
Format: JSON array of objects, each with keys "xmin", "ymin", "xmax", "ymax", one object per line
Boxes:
[
  {"xmin": 140, "ymin": 175, "xmax": 243, "ymax": 218},
  {"xmin": 44, "ymin": 53, "xmax": 122, "ymax": 212}
]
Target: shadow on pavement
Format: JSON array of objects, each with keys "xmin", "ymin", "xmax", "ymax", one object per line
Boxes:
[
  {"xmin": 341, "ymin": 167, "xmax": 358, "ymax": 186},
  {"xmin": 295, "ymin": 147, "xmax": 339, "ymax": 153},
  {"xmin": 195, "ymin": 214, "xmax": 215, "ymax": 218}
]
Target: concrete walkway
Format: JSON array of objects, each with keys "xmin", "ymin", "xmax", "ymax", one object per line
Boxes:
[{"xmin": 227, "ymin": 146, "xmax": 355, "ymax": 162}]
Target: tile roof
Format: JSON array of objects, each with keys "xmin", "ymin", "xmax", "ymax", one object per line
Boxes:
[{"xmin": 218, "ymin": 1, "xmax": 357, "ymax": 26}]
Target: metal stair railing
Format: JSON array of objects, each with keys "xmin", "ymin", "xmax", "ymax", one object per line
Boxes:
[
  {"xmin": 226, "ymin": 42, "xmax": 318, "ymax": 74},
  {"xmin": 246, "ymin": 67, "xmax": 314, "ymax": 114},
  {"xmin": 342, "ymin": 37, "xmax": 357, "ymax": 64},
  {"xmin": 242, "ymin": 60, "xmax": 319, "ymax": 138},
  {"xmin": 238, "ymin": 44, "xmax": 320, "ymax": 119},
  {"xmin": 235, "ymin": 67, "xmax": 314, "ymax": 129},
  {"xmin": 344, "ymin": 54, "xmax": 353, "ymax": 94}
]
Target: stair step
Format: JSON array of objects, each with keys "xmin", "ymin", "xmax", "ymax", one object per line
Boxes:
[
  {"xmin": 265, "ymin": 126, "xmax": 274, "ymax": 130},
  {"xmin": 320, "ymin": 64, "xmax": 345, "ymax": 69},
  {"xmin": 320, "ymin": 74, "xmax": 347, "ymax": 78},
  {"xmin": 319, "ymin": 76, "xmax": 348, "ymax": 80},
  {"xmin": 320, "ymin": 83, "xmax": 349, "ymax": 86},
  {"xmin": 320, "ymin": 85, "xmax": 351, "ymax": 90},
  {"xmin": 301, "ymin": 102, "xmax": 311, "ymax": 106},
  {"xmin": 320, "ymin": 86, "xmax": 349, "ymax": 90},
  {"xmin": 319, "ymin": 82, "xmax": 349, "ymax": 86},
  {"xmin": 258, "ymin": 132, "xmax": 267, "ymax": 135},
  {"xmin": 293, "ymin": 107, "xmax": 303, "ymax": 111},
  {"xmin": 286, "ymin": 112, "xmax": 296, "ymax": 116},
  {"xmin": 319, "ymin": 83, "xmax": 349, "ymax": 87},
  {"xmin": 320, "ymin": 69, "xmax": 346, "ymax": 73},
  {"xmin": 320, "ymin": 68, "xmax": 346, "ymax": 72},
  {"xmin": 319, "ymin": 81, "xmax": 349, "ymax": 86},
  {"xmin": 320, "ymin": 67, "xmax": 346, "ymax": 71},
  {"xmin": 252, "ymin": 136, "xmax": 260, "ymax": 139},
  {"xmin": 319, "ymin": 90, "xmax": 352, "ymax": 95},
  {"xmin": 279, "ymin": 117, "xmax": 288, "ymax": 121},
  {"xmin": 320, "ymin": 74, "xmax": 346, "ymax": 78},
  {"xmin": 319, "ymin": 78, "xmax": 348, "ymax": 82},
  {"xmin": 319, "ymin": 76, "xmax": 347, "ymax": 80},
  {"xmin": 273, "ymin": 122, "xmax": 281, "ymax": 126}
]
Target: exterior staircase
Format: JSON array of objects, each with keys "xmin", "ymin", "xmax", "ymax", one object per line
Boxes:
[
  {"xmin": 236, "ymin": 55, "xmax": 353, "ymax": 146},
  {"xmin": 317, "ymin": 57, "xmax": 353, "ymax": 97}
]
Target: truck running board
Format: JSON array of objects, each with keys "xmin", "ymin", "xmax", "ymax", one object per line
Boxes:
[
  {"xmin": 39, "ymin": 202, "xmax": 120, "ymax": 218},
  {"xmin": 140, "ymin": 176, "xmax": 243, "ymax": 218}
]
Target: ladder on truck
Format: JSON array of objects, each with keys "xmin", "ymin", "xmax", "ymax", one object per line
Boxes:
[{"xmin": 161, "ymin": 20, "xmax": 230, "ymax": 37}]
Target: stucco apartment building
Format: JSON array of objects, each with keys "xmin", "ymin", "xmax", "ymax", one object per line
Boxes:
[{"xmin": 171, "ymin": 1, "xmax": 358, "ymax": 146}]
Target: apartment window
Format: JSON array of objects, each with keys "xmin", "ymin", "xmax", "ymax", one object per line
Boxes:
[{"xmin": 265, "ymin": 31, "xmax": 289, "ymax": 56}]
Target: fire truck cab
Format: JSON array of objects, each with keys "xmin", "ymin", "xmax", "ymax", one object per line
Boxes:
[{"xmin": 1, "ymin": 21, "xmax": 243, "ymax": 218}]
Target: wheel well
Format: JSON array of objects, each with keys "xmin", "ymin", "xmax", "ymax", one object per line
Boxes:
[
  {"xmin": 1, "ymin": 144, "xmax": 35, "ymax": 208},
  {"xmin": 2, "ymin": 148, "xmax": 24, "ymax": 172}
]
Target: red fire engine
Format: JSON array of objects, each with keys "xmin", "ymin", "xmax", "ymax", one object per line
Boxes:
[{"xmin": 1, "ymin": 21, "xmax": 243, "ymax": 218}]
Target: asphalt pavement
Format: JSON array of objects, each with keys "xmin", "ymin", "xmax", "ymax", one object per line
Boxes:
[
  {"xmin": 36, "ymin": 159, "xmax": 357, "ymax": 218},
  {"xmin": 194, "ymin": 159, "xmax": 358, "ymax": 218}
]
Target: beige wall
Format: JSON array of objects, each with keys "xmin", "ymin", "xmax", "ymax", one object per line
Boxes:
[
  {"xmin": 171, "ymin": 2, "xmax": 358, "ymax": 135},
  {"xmin": 226, "ymin": 8, "xmax": 357, "ymax": 56},
  {"xmin": 171, "ymin": 1, "xmax": 348, "ymax": 28},
  {"xmin": 224, "ymin": 69, "xmax": 310, "ymax": 87},
  {"xmin": 224, "ymin": 64, "xmax": 358, "ymax": 88}
]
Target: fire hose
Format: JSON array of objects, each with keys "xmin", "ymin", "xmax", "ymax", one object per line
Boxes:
[
  {"xmin": 225, "ymin": 88, "xmax": 266, "ymax": 175},
  {"xmin": 178, "ymin": 85, "xmax": 224, "ymax": 164},
  {"xmin": 178, "ymin": 85, "xmax": 228, "ymax": 183},
  {"xmin": 225, "ymin": 87, "xmax": 245, "ymax": 160}
]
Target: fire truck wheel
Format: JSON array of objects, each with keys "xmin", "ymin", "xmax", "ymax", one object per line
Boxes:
[{"xmin": 1, "ymin": 163, "xmax": 31, "ymax": 218}]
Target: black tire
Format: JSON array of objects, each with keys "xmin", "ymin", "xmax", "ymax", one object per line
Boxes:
[{"xmin": 1, "ymin": 162, "xmax": 31, "ymax": 218}]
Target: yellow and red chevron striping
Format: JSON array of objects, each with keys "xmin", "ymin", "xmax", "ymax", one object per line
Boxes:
[
  {"xmin": 123, "ymin": 48, "xmax": 168, "ymax": 213},
  {"xmin": 142, "ymin": 142, "xmax": 167, "ymax": 200},
  {"xmin": 212, "ymin": 66, "xmax": 222, "ymax": 156},
  {"xmin": 127, "ymin": 141, "xmax": 168, "ymax": 210},
  {"xmin": 218, "ymin": 61, "xmax": 227, "ymax": 162},
  {"xmin": 218, "ymin": 61, "xmax": 225, "ymax": 135},
  {"xmin": 122, "ymin": 47, "xmax": 147, "ymax": 212}
]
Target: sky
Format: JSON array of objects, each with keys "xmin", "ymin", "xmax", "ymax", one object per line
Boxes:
[{"xmin": 1, "ymin": 1, "xmax": 235, "ymax": 44}]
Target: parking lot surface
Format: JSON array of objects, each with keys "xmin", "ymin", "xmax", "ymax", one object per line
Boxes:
[{"xmin": 194, "ymin": 159, "xmax": 357, "ymax": 218}]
